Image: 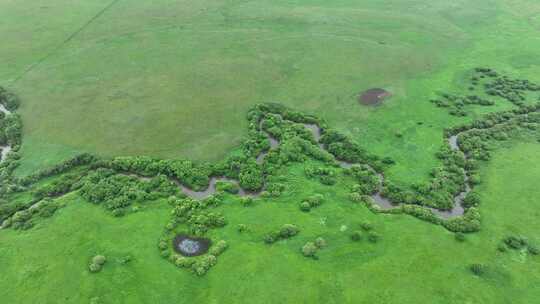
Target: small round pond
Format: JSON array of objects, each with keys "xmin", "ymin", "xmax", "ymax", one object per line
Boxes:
[
  {"xmin": 173, "ymin": 234, "xmax": 211, "ymax": 257},
  {"xmin": 359, "ymin": 88, "xmax": 391, "ymax": 105}
]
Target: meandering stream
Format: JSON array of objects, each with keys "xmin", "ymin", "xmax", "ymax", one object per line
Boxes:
[
  {"xmin": 0, "ymin": 112, "xmax": 473, "ymax": 231},
  {"xmin": 174, "ymin": 116, "xmax": 471, "ymax": 219}
]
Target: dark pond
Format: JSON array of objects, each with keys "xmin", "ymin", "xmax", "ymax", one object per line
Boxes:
[
  {"xmin": 173, "ymin": 234, "xmax": 211, "ymax": 257},
  {"xmin": 359, "ymin": 88, "xmax": 391, "ymax": 105}
]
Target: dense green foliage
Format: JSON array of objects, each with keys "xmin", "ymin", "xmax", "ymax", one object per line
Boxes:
[
  {"xmin": 88, "ymin": 255, "xmax": 107, "ymax": 273},
  {"xmin": 264, "ymin": 224, "xmax": 300, "ymax": 244}
]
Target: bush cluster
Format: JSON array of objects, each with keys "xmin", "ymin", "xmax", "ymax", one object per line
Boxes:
[
  {"xmin": 469, "ymin": 263, "xmax": 486, "ymax": 276},
  {"xmin": 79, "ymin": 169, "xmax": 178, "ymax": 216},
  {"xmin": 168, "ymin": 196, "xmax": 227, "ymax": 236},
  {"xmin": 215, "ymin": 180, "xmax": 239, "ymax": 194},
  {"xmin": 350, "ymin": 230, "xmax": 362, "ymax": 241},
  {"xmin": 209, "ymin": 240, "xmax": 228, "ymax": 256},
  {"xmin": 170, "ymin": 240, "xmax": 227, "ymax": 276},
  {"xmin": 264, "ymin": 181, "xmax": 286, "ymax": 197},
  {"xmin": 109, "ymin": 156, "xmax": 213, "ymax": 191},
  {"xmin": 431, "ymin": 68, "xmax": 539, "ymax": 116},
  {"xmin": 442, "ymin": 207, "xmax": 481, "ymax": 232},
  {"xmin": 0, "ymin": 87, "xmax": 20, "ymax": 111},
  {"xmin": 239, "ymin": 197, "xmax": 254, "ymax": 207},
  {"xmin": 412, "ymin": 145, "xmax": 467, "ymax": 210},
  {"xmin": 457, "ymin": 106, "xmax": 540, "ymax": 162},
  {"xmin": 264, "ymin": 224, "xmax": 300, "ymax": 244},
  {"xmin": 305, "ymin": 166, "xmax": 337, "ymax": 185},
  {"xmin": 455, "ymin": 232, "xmax": 466, "ymax": 242},
  {"xmin": 483, "ymin": 73, "xmax": 539, "ymax": 106},
  {"xmin": 345, "ymin": 165, "xmax": 380, "ymax": 194},
  {"xmin": 301, "ymin": 237, "xmax": 326, "ymax": 259},
  {"xmin": 0, "ymin": 113, "xmax": 22, "ymax": 146},
  {"xmin": 431, "ymin": 93, "xmax": 494, "ymax": 117},
  {"xmin": 19, "ymin": 153, "xmax": 98, "ymax": 186},
  {"xmin": 89, "ymin": 255, "xmax": 107, "ymax": 273},
  {"xmin": 500, "ymin": 235, "xmax": 538, "ymax": 255},
  {"xmin": 299, "ymin": 194, "xmax": 324, "ymax": 212},
  {"xmin": 32, "ymin": 173, "xmax": 84, "ymax": 200},
  {"xmin": 350, "ymin": 222, "xmax": 380, "ymax": 243},
  {"xmin": 1, "ymin": 198, "xmax": 60, "ymax": 230}
]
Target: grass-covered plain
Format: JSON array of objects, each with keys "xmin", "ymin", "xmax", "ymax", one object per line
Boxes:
[
  {"xmin": 1, "ymin": 142, "xmax": 539, "ymax": 304},
  {"xmin": 1, "ymin": 1, "xmax": 540, "ymax": 303},
  {"xmin": 1, "ymin": 0, "xmax": 538, "ymax": 185}
]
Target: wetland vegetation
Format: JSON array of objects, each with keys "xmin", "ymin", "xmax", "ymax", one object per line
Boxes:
[{"xmin": 1, "ymin": 1, "xmax": 540, "ymax": 303}]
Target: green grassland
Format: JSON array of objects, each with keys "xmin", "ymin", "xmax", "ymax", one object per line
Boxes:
[
  {"xmin": 1, "ymin": 142, "xmax": 539, "ymax": 304},
  {"xmin": 1, "ymin": 1, "xmax": 540, "ymax": 304},
  {"xmin": 1, "ymin": 0, "xmax": 539, "ymax": 185}
]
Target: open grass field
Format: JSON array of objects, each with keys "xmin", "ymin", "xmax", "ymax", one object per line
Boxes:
[
  {"xmin": 1, "ymin": 142, "xmax": 539, "ymax": 304},
  {"xmin": 1, "ymin": 1, "xmax": 540, "ymax": 303},
  {"xmin": 1, "ymin": 0, "xmax": 538, "ymax": 184}
]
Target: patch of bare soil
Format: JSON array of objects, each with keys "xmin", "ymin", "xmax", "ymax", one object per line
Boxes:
[{"xmin": 359, "ymin": 88, "xmax": 391, "ymax": 105}]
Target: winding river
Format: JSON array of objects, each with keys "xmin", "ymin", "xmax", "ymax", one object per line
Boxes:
[
  {"xmin": 174, "ymin": 116, "xmax": 471, "ymax": 219},
  {"xmin": 1, "ymin": 111, "xmax": 474, "ymax": 231}
]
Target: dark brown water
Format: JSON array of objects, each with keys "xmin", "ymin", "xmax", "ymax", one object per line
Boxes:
[
  {"xmin": 359, "ymin": 88, "xmax": 391, "ymax": 105},
  {"xmin": 176, "ymin": 177, "xmax": 259, "ymax": 200}
]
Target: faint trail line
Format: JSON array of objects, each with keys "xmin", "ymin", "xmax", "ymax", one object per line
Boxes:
[{"xmin": 12, "ymin": 0, "xmax": 121, "ymax": 83}]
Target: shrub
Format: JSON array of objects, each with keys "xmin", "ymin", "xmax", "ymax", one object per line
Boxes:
[
  {"xmin": 301, "ymin": 242, "xmax": 318, "ymax": 258},
  {"xmin": 305, "ymin": 166, "xmax": 337, "ymax": 185},
  {"xmin": 443, "ymin": 207, "xmax": 481, "ymax": 233},
  {"xmin": 497, "ymin": 243, "xmax": 507, "ymax": 252},
  {"xmin": 175, "ymin": 257, "xmax": 194, "ymax": 268},
  {"xmin": 307, "ymin": 194, "xmax": 324, "ymax": 207},
  {"xmin": 462, "ymin": 192, "xmax": 480, "ymax": 208},
  {"xmin": 469, "ymin": 263, "xmax": 486, "ymax": 276},
  {"xmin": 314, "ymin": 237, "xmax": 327, "ymax": 249},
  {"xmin": 527, "ymin": 244, "xmax": 539, "ymax": 255},
  {"xmin": 360, "ymin": 221, "xmax": 373, "ymax": 231},
  {"xmin": 368, "ymin": 231, "xmax": 380, "ymax": 243},
  {"xmin": 216, "ymin": 181, "xmax": 239, "ymax": 194},
  {"xmin": 158, "ymin": 240, "xmax": 168, "ymax": 250},
  {"xmin": 240, "ymin": 197, "xmax": 254, "ymax": 207},
  {"xmin": 265, "ymin": 182, "xmax": 286, "ymax": 197},
  {"xmin": 299, "ymin": 201, "xmax": 311, "ymax": 212},
  {"xmin": 89, "ymin": 255, "xmax": 106, "ymax": 273},
  {"xmin": 265, "ymin": 224, "xmax": 300, "ymax": 244},
  {"xmin": 264, "ymin": 231, "xmax": 280, "ymax": 244},
  {"xmin": 279, "ymin": 224, "xmax": 300, "ymax": 238},
  {"xmin": 237, "ymin": 224, "xmax": 248, "ymax": 233},
  {"xmin": 348, "ymin": 192, "xmax": 364, "ymax": 203},
  {"xmin": 89, "ymin": 263, "xmax": 102, "ymax": 273},
  {"xmin": 382, "ymin": 157, "xmax": 395, "ymax": 165},
  {"xmin": 92, "ymin": 255, "xmax": 107, "ymax": 266},
  {"xmin": 504, "ymin": 235, "xmax": 527, "ymax": 249},
  {"xmin": 350, "ymin": 231, "xmax": 362, "ymax": 242},
  {"xmin": 299, "ymin": 194, "xmax": 324, "ymax": 212},
  {"xmin": 239, "ymin": 163, "xmax": 264, "ymax": 191},
  {"xmin": 209, "ymin": 240, "xmax": 228, "ymax": 256},
  {"xmin": 455, "ymin": 232, "xmax": 466, "ymax": 242},
  {"xmin": 111, "ymin": 208, "xmax": 125, "ymax": 217}
]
